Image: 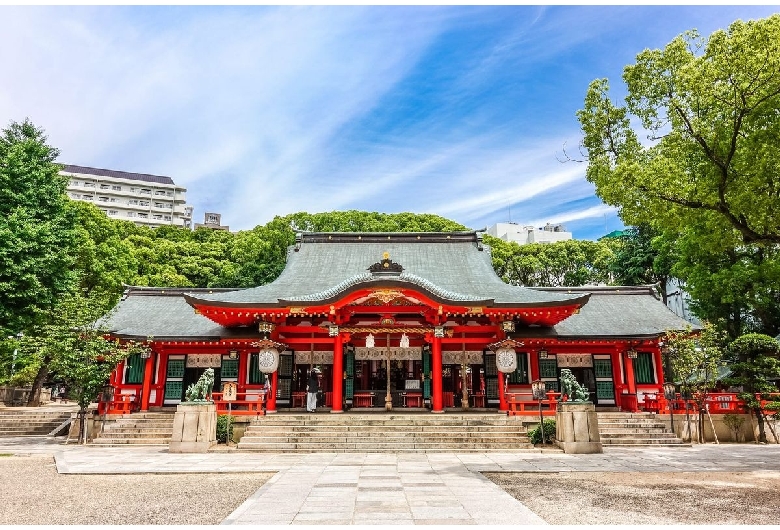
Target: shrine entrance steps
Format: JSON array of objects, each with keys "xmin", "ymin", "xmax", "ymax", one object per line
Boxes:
[
  {"xmin": 597, "ymin": 412, "xmax": 689, "ymax": 447},
  {"xmin": 236, "ymin": 412, "xmax": 538, "ymax": 453},
  {"xmin": 92, "ymin": 411, "xmax": 175, "ymax": 446},
  {"xmin": 0, "ymin": 409, "xmax": 74, "ymax": 437}
]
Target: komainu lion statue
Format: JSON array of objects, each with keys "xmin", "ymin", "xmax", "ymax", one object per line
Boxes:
[
  {"xmin": 559, "ymin": 368, "xmax": 590, "ymax": 402},
  {"xmin": 185, "ymin": 368, "xmax": 215, "ymax": 402}
]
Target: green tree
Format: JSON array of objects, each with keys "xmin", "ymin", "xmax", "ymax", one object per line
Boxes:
[
  {"xmin": 23, "ymin": 289, "xmax": 150, "ymax": 442},
  {"xmin": 0, "ymin": 119, "xmax": 77, "ymax": 337},
  {"xmin": 578, "ymin": 16, "xmax": 780, "ymax": 245},
  {"xmin": 723, "ymin": 333, "xmax": 780, "ymax": 443},
  {"xmin": 485, "ymin": 236, "xmax": 615, "ymax": 287},
  {"xmin": 609, "ymin": 225, "xmax": 674, "ymax": 301},
  {"xmin": 665, "ymin": 324, "xmax": 726, "ymax": 443}
]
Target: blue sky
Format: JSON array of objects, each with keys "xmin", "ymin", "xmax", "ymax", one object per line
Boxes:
[{"xmin": 1, "ymin": 6, "xmax": 778, "ymax": 239}]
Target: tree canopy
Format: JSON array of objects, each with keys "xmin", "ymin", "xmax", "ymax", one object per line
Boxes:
[
  {"xmin": 578, "ymin": 15, "xmax": 780, "ymax": 246},
  {"xmin": 0, "ymin": 119, "xmax": 77, "ymax": 336}
]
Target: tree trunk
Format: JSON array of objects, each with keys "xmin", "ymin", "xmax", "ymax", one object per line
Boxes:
[
  {"xmin": 79, "ymin": 407, "xmax": 88, "ymax": 444},
  {"xmin": 26, "ymin": 355, "xmax": 51, "ymax": 406},
  {"xmin": 755, "ymin": 407, "xmax": 767, "ymax": 443}
]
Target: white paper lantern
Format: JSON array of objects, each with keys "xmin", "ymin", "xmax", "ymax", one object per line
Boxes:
[
  {"xmin": 495, "ymin": 347, "xmax": 517, "ymax": 373},
  {"xmin": 256, "ymin": 348, "xmax": 280, "ymax": 373}
]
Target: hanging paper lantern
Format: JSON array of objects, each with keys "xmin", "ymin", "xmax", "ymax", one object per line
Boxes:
[
  {"xmin": 257, "ymin": 348, "xmax": 280, "ymax": 373},
  {"xmin": 495, "ymin": 347, "xmax": 517, "ymax": 373}
]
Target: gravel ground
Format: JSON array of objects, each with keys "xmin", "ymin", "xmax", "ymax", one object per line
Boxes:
[
  {"xmin": 485, "ymin": 470, "xmax": 780, "ymax": 525},
  {"xmin": 0, "ymin": 455, "xmax": 273, "ymax": 525}
]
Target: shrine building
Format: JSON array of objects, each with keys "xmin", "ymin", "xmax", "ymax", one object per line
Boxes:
[{"xmin": 103, "ymin": 231, "xmax": 693, "ymax": 414}]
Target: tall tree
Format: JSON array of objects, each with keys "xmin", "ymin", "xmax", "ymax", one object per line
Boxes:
[
  {"xmin": 609, "ymin": 225, "xmax": 674, "ymax": 302},
  {"xmin": 0, "ymin": 119, "xmax": 76, "ymax": 337},
  {"xmin": 723, "ymin": 333, "xmax": 780, "ymax": 443},
  {"xmin": 578, "ymin": 15, "xmax": 780, "ymax": 245}
]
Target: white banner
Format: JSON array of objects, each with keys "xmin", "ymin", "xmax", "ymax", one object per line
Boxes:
[
  {"xmin": 556, "ymin": 354, "xmax": 593, "ymax": 368},
  {"xmin": 186, "ymin": 354, "xmax": 222, "ymax": 368}
]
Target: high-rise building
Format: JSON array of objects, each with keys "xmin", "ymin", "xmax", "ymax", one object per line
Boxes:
[
  {"xmin": 194, "ymin": 212, "xmax": 229, "ymax": 231},
  {"xmin": 61, "ymin": 165, "xmax": 193, "ymax": 229},
  {"xmin": 487, "ymin": 222, "xmax": 572, "ymax": 245}
]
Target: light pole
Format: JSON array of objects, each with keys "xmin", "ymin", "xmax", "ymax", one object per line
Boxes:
[
  {"xmin": 532, "ymin": 379, "xmax": 547, "ymax": 445},
  {"xmin": 663, "ymin": 382, "xmax": 676, "ymax": 434}
]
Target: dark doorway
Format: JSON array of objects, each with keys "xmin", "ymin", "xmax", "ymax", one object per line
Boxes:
[
  {"xmin": 182, "ymin": 367, "xmax": 221, "ymax": 400},
  {"xmin": 564, "ymin": 367, "xmax": 597, "ymax": 404}
]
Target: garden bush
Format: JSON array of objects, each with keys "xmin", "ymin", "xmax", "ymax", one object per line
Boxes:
[
  {"xmin": 528, "ymin": 418, "xmax": 556, "ymax": 444},
  {"xmin": 216, "ymin": 414, "xmax": 233, "ymax": 444}
]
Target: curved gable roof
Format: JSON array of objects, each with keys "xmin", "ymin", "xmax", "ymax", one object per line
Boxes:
[{"xmin": 186, "ymin": 231, "xmax": 587, "ymax": 308}]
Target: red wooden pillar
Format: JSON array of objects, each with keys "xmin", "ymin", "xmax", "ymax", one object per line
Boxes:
[
  {"xmin": 237, "ymin": 350, "xmax": 248, "ymax": 394},
  {"xmin": 140, "ymin": 353, "xmax": 155, "ymax": 411},
  {"xmin": 498, "ymin": 369, "xmax": 508, "ymax": 411},
  {"xmin": 153, "ymin": 351, "xmax": 167, "ymax": 407},
  {"xmin": 431, "ymin": 334, "xmax": 443, "ymax": 413},
  {"xmin": 529, "ymin": 348, "xmax": 540, "ymax": 381},
  {"xmin": 267, "ymin": 370, "xmax": 278, "ymax": 413},
  {"xmin": 610, "ymin": 347, "xmax": 623, "ymax": 406},
  {"xmin": 331, "ymin": 333, "xmax": 344, "ymax": 413},
  {"xmin": 652, "ymin": 345, "xmax": 664, "ymax": 385},
  {"xmin": 624, "ymin": 350, "xmax": 637, "ymax": 412}
]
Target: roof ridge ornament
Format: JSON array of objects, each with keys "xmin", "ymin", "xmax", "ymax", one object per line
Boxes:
[{"xmin": 368, "ymin": 252, "xmax": 404, "ymax": 276}]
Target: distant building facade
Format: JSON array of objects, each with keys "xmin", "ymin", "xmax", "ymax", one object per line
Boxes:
[
  {"xmin": 61, "ymin": 165, "xmax": 193, "ymax": 229},
  {"xmin": 194, "ymin": 212, "xmax": 229, "ymax": 231},
  {"xmin": 487, "ymin": 222, "xmax": 572, "ymax": 245}
]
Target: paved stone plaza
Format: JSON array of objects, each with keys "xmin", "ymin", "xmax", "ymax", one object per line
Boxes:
[{"xmin": 1, "ymin": 436, "xmax": 779, "ymax": 525}]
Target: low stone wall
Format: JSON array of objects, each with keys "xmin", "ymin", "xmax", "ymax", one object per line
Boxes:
[
  {"xmin": 668, "ymin": 412, "xmax": 780, "ymax": 444},
  {"xmin": 0, "ymin": 386, "xmax": 49, "ymax": 405}
]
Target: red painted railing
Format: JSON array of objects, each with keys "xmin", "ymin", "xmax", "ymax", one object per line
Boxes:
[
  {"xmin": 647, "ymin": 392, "xmax": 780, "ymax": 415},
  {"xmin": 212, "ymin": 391, "xmax": 266, "ymax": 416},
  {"xmin": 505, "ymin": 392, "xmax": 562, "ymax": 416}
]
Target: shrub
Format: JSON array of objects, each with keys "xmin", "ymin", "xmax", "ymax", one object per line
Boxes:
[
  {"xmin": 528, "ymin": 419, "xmax": 556, "ymax": 444},
  {"xmin": 722, "ymin": 413, "xmax": 745, "ymax": 442},
  {"xmin": 216, "ymin": 414, "xmax": 233, "ymax": 444}
]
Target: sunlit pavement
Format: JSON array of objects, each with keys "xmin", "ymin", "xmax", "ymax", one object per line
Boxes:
[{"xmin": 2, "ymin": 437, "xmax": 779, "ymax": 525}]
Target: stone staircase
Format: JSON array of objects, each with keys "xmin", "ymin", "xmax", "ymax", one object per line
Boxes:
[
  {"xmin": 92, "ymin": 412, "xmax": 175, "ymax": 446},
  {"xmin": 0, "ymin": 409, "xmax": 73, "ymax": 436},
  {"xmin": 237, "ymin": 412, "xmax": 537, "ymax": 453},
  {"xmin": 598, "ymin": 412, "xmax": 689, "ymax": 447}
]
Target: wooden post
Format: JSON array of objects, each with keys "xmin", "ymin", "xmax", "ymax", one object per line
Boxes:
[
  {"xmin": 140, "ymin": 353, "xmax": 155, "ymax": 411},
  {"xmin": 331, "ymin": 333, "xmax": 344, "ymax": 413},
  {"xmin": 431, "ymin": 335, "xmax": 443, "ymax": 413},
  {"xmin": 267, "ymin": 370, "xmax": 278, "ymax": 413}
]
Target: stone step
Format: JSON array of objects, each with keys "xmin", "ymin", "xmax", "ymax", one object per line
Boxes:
[
  {"xmin": 91, "ymin": 438, "xmax": 171, "ymax": 445},
  {"xmin": 95, "ymin": 431, "xmax": 176, "ymax": 438},
  {"xmin": 602, "ymin": 438, "xmax": 689, "ymax": 446},
  {"xmin": 599, "ymin": 427, "xmax": 669, "ymax": 434},
  {"xmin": 236, "ymin": 441, "xmax": 536, "ymax": 452}
]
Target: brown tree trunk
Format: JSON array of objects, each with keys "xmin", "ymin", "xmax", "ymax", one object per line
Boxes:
[
  {"xmin": 26, "ymin": 355, "xmax": 51, "ymax": 407},
  {"xmin": 755, "ymin": 407, "xmax": 767, "ymax": 443}
]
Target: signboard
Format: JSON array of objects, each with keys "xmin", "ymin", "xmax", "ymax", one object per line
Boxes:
[
  {"xmin": 442, "ymin": 351, "xmax": 484, "ymax": 365},
  {"xmin": 556, "ymin": 354, "xmax": 593, "ymax": 368},
  {"xmin": 222, "ymin": 382, "xmax": 237, "ymax": 402},
  {"xmin": 186, "ymin": 354, "xmax": 222, "ymax": 368},
  {"xmin": 354, "ymin": 347, "xmax": 422, "ymax": 361},
  {"xmin": 295, "ymin": 351, "xmax": 334, "ymax": 365}
]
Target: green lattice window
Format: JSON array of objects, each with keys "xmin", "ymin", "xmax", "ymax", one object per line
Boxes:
[
  {"xmin": 539, "ymin": 358, "xmax": 557, "ymax": 378},
  {"xmin": 423, "ymin": 347, "xmax": 431, "ymax": 399},
  {"xmin": 596, "ymin": 381, "xmax": 614, "ymax": 400},
  {"xmin": 125, "ymin": 354, "xmax": 144, "ymax": 384},
  {"xmin": 248, "ymin": 354, "xmax": 267, "ymax": 384},
  {"xmin": 221, "ymin": 358, "xmax": 238, "ymax": 379},
  {"xmin": 167, "ymin": 359, "xmax": 185, "ymax": 379},
  {"xmin": 345, "ymin": 348, "xmax": 355, "ymax": 399},
  {"xmin": 545, "ymin": 381, "xmax": 559, "ymax": 392},
  {"xmin": 165, "ymin": 381, "xmax": 183, "ymax": 400},
  {"xmin": 634, "ymin": 352, "xmax": 655, "ymax": 384},
  {"xmin": 508, "ymin": 353, "xmax": 529, "ymax": 384},
  {"xmin": 594, "ymin": 359, "xmax": 612, "ymax": 378}
]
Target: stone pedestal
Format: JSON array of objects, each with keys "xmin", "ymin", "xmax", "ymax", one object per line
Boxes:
[
  {"xmin": 169, "ymin": 403, "xmax": 216, "ymax": 453},
  {"xmin": 555, "ymin": 402, "xmax": 602, "ymax": 454}
]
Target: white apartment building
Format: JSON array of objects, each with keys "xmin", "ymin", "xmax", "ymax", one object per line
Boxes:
[
  {"xmin": 61, "ymin": 165, "xmax": 193, "ymax": 229},
  {"xmin": 487, "ymin": 222, "xmax": 573, "ymax": 245}
]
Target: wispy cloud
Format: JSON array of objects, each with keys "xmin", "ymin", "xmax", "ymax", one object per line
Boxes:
[{"xmin": 2, "ymin": 6, "xmax": 778, "ymax": 240}]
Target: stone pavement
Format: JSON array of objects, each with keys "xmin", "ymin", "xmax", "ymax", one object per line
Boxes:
[{"xmin": 2, "ymin": 437, "xmax": 779, "ymax": 525}]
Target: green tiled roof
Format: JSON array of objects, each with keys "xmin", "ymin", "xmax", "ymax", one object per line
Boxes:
[
  {"xmin": 526, "ymin": 286, "xmax": 699, "ymax": 338},
  {"xmin": 186, "ymin": 231, "xmax": 588, "ymax": 308}
]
